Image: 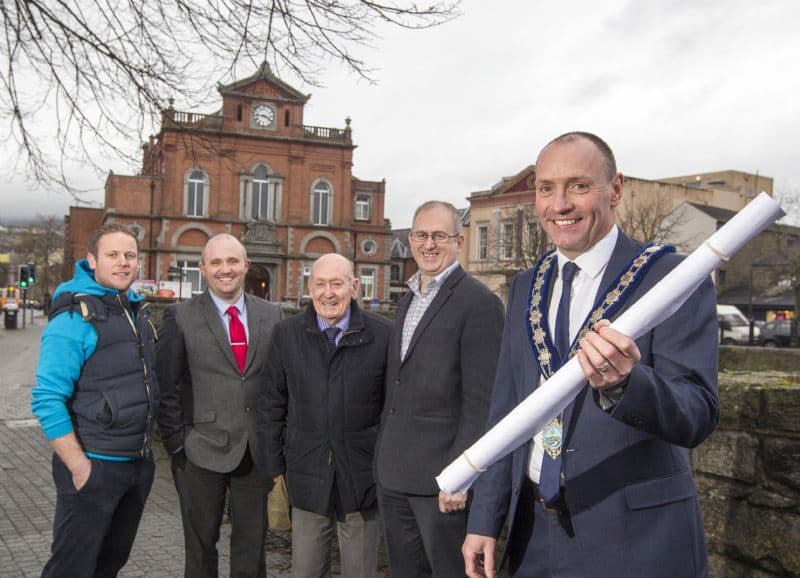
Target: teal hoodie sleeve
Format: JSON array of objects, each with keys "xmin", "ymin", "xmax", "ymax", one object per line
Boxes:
[{"xmin": 32, "ymin": 311, "xmax": 98, "ymax": 440}]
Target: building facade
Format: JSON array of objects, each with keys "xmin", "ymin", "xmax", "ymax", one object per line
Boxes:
[
  {"xmin": 65, "ymin": 63, "xmax": 391, "ymax": 305},
  {"xmin": 669, "ymin": 202, "xmax": 798, "ymax": 322},
  {"xmin": 463, "ymin": 166, "xmax": 767, "ymax": 304}
]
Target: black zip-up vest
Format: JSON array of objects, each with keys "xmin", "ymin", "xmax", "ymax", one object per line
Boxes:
[{"xmin": 49, "ymin": 292, "xmax": 159, "ymax": 458}]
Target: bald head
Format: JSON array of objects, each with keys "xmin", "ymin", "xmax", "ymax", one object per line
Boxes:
[
  {"xmin": 199, "ymin": 233, "xmax": 250, "ymax": 303},
  {"xmin": 311, "ymin": 253, "xmax": 355, "ymax": 280},
  {"xmin": 309, "ymin": 253, "xmax": 360, "ymax": 324},
  {"xmin": 202, "ymin": 233, "xmax": 247, "ymax": 264}
]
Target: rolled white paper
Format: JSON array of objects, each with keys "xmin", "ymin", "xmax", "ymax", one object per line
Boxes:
[{"xmin": 437, "ymin": 192, "xmax": 785, "ymax": 493}]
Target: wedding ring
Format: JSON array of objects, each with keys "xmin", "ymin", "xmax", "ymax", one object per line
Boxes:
[{"xmin": 597, "ymin": 362, "xmax": 610, "ymax": 373}]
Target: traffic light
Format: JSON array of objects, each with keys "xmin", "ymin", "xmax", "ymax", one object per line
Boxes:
[
  {"xmin": 19, "ymin": 264, "xmax": 30, "ymax": 288},
  {"xmin": 27, "ymin": 263, "xmax": 36, "ymax": 285}
]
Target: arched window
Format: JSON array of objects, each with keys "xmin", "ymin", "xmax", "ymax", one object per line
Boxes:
[
  {"xmin": 245, "ymin": 164, "xmax": 282, "ymax": 222},
  {"xmin": 312, "ymin": 180, "xmax": 331, "ymax": 225},
  {"xmin": 186, "ymin": 170, "xmax": 207, "ymax": 217}
]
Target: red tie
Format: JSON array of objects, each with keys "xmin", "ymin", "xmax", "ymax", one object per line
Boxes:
[{"xmin": 226, "ymin": 306, "xmax": 247, "ymax": 373}]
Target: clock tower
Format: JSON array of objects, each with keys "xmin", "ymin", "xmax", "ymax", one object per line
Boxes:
[{"xmin": 88, "ymin": 62, "xmax": 391, "ymax": 308}]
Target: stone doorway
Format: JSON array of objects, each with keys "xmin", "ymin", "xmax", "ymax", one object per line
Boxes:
[{"xmin": 246, "ymin": 265, "xmax": 271, "ymax": 300}]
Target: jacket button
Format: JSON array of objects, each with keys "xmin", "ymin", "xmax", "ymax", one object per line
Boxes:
[
  {"xmin": 513, "ymin": 486, "xmax": 519, "ymax": 495},
  {"xmin": 389, "ymin": 408, "xmax": 396, "ymax": 415},
  {"xmin": 245, "ymin": 407, "xmax": 251, "ymax": 412},
  {"xmin": 241, "ymin": 376, "xmax": 246, "ymax": 381}
]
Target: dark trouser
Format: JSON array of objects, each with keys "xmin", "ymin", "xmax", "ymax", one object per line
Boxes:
[
  {"xmin": 508, "ymin": 478, "xmax": 578, "ymax": 578},
  {"xmin": 172, "ymin": 446, "xmax": 272, "ymax": 578},
  {"xmin": 377, "ymin": 484, "xmax": 468, "ymax": 578},
  {"xmin": 42, "ymin": 453, "xmax": 155, "ymax": 578}
]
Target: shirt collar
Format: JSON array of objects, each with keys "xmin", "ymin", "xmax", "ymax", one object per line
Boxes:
[
  {"xmin": 556, "ymin": 225, "xmax": 618, "ymax": 281},
  {"xmin": 316, "ymin": 304, "xmax": 351, "ymax": 333},
  {"xmin": 210, "ymin": 290, "xmax": 246, "ymax": 316},
  {"xmin": 406, "ymin": 260, "xmax": 460, "ymax": 295}
]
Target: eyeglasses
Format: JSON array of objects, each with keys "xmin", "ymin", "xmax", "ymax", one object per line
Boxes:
[
  {"xmin": 409, "ymin": 231, "xmax": 460, "ymax": 243},
  {"xmin": 534, "ymin": 180, "xmax": 613, "ymax": 198}
]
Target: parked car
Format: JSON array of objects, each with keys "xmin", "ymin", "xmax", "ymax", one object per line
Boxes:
[
  {"xmin": 760, "ymin": 319, "xmax": 796, "ymax": 347},
  {"xmin": 717, "ymin": 304, "xmax": 760, "ymax": 345}
]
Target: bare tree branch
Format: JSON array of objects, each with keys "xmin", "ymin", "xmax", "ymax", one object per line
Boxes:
[
  {"xmin": 618, "ymin": 192, "xmax": 687, "ymax": 250},
  {"xmin": 0, "ymin": 0, "xmax": 461, "ymax": 197}
]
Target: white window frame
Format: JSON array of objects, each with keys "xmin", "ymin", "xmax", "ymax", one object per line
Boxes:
[
  {"xmin": 477, "ymin": 224, "xmax": 489, "ymax": 260},
  {"xmin": 179, "ymin": 259, "xmax": 207, "ymax": 295},
  {"xmin": 241, "ymin": 163, "xmax": 283, "ymax": 223},
  {"xmin": 185, "ymin": 169, "xmax": 208, "ymax": 217},
  {"xmin": 302, "ymin": 266, "xmax": 312, "ymax": 298},
  {"xmin": 355, "ymin": 194, "xmax": 371, "ymax": 221},
  {"xmin": 241, "ymin": 164, "xmax": 282, "ymax": 222},
  {"xmin": 360, "ymin": 267, "xmax": 376, "ymax": 300},
  {"xmin": 502, "ymin": 222, "xmax": 514, "ymax": 260},
  {"xmin": 525, "ymin": 220, "xmax": 539, "ymax": 258},
  {"xmin": 311, "ymin": 179, "xmax": 333, "ymax": 225}
]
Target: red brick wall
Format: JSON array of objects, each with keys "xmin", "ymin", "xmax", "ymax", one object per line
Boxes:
[
  {"xmin": 81, "ymin": 72, "xmax": 391, "ymax": 303},
  {"xmin": 65, "ymin": 207, "xmax": 104, "ymax": 269}
]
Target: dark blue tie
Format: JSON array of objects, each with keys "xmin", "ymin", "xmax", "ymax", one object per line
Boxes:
[
  {"xmin": 323, "ymin": 326, "xmax": 341, "ymax": 350},
  {"xmin": 553, "ymin": 262, "xmax": 579, "ymax": 366},
  {"xmin": 539, "ymin": 261, "xmax": 579, "ymax": 507}
]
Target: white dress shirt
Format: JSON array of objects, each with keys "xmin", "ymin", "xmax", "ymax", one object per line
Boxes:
[{"xmin": 528, "ymin": 225, "xmax": 619, "ymax": 482}]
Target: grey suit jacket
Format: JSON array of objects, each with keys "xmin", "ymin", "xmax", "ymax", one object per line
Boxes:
[{"xmin": 156, "ymin": 291, "xmax": 282, "ymax": 473}]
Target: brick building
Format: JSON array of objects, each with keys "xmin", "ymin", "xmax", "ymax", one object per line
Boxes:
[{"xmin": 65, "ymin": 63, "xmax": 391, "ymax": 304}]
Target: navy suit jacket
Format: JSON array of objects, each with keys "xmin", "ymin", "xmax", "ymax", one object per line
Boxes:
[{"xmin": 467, "ymin": 233, "xmax": 719, "ymax": 577}]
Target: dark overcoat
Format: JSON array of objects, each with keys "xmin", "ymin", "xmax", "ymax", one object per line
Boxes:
[{"xmin": 257, "ymin": 302, "xmax": 392, "ymax": 515}]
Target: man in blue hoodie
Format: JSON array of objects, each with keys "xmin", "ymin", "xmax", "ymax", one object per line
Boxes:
[{"xmin": 32, "ymin": 223, "xmax": 159, "ymax": 578}]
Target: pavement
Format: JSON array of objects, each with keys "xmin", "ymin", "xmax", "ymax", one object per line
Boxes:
[{"xmin": 0, "ymin": 311, "xmax": 297, "ymax": 577}]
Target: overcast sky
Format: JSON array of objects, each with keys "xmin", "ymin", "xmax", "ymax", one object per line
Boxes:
[{"xmin": 2, "ymin": 0, "xmax": 799, "ymax": 227}]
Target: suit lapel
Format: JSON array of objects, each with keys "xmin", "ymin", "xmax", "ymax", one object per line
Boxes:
[
  {"xmin": 597, "ymin": 233, "xmax": 639, "ymax": 298},
  {"xmin": 393, "ymin": 291, "xmax": 413, "ymax": 361},
  {"xmin": 401, "ymin": 266, "xmax": 464, "ymax": 365},
  {"xmin": 199, "ymin": 292, "xmax": 241, "ymax": 373},
  {"xmin": 243, "ymin": 294, "xmax": 260, "ymax": 373},
  {"xmin": 563, "ymin": 232, "xmax": 640, "ymax": 429}
]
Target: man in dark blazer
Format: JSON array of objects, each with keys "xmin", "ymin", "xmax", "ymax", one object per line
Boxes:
[
  {"xmin": 374, "ymin": 200, "xmax": 505, "ymax": 577},
  {"xmin": 156, "ymin": 233, "xmax": 282, "ymax": 578},
  {"xmin": 463, "ymin": 132, "xmax": 719, "ymax": 578},
  {"xmin": 257, "ymin": 253, "xmax": 392, "ymax": 577}
]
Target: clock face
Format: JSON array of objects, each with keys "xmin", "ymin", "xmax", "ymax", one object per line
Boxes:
[{"xmin": 253, "ymin": 104, "xmax": 275, "ymax": 128}]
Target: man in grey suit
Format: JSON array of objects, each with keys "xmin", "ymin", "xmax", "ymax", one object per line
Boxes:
[
  {"xmin": 374, "ymin": 201, "xmax": 505, "ymax": 577},
  {"xmin": 156, "ymin": 233, "xmax": 282, "ymax": 578}
]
